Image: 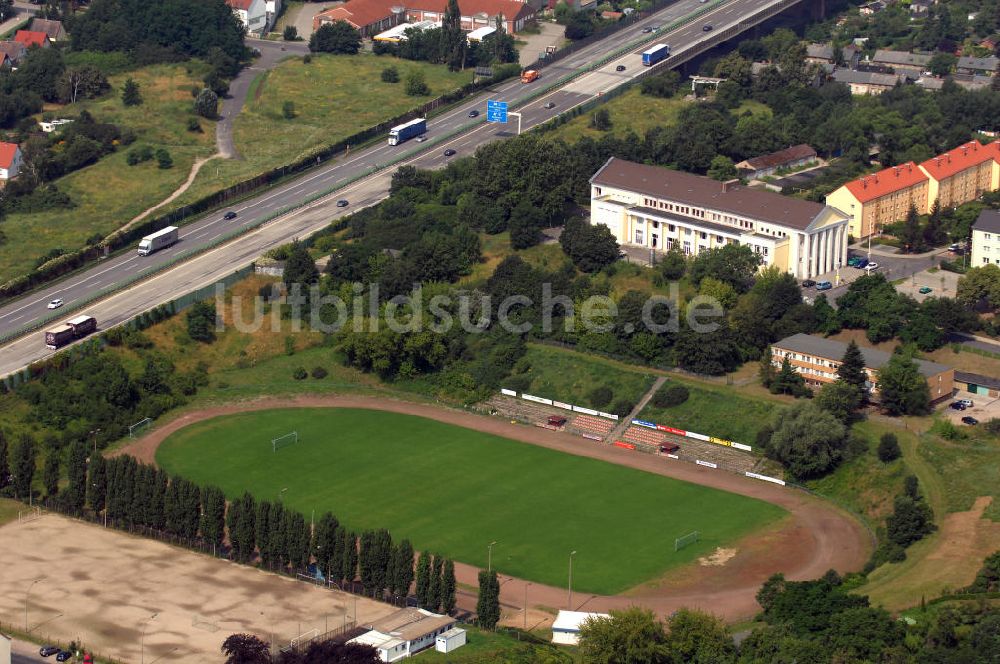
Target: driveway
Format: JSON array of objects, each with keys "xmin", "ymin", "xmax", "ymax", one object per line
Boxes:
[
  {"xmin": 278, "ymin": 1, "xmax": 338, "ymax": 40},
  {"xmin": 218, "ymin": 39, "xmax": 309, "ymax": 159}
]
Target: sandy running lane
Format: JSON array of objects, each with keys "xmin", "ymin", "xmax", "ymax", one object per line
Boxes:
[
  {"xmin": 118, "ymin": 394, "xmax": 873, "ymax": 622},
  {"xmin": 0, "ymin": 514, "xmax": 397, "ymax": 663}
]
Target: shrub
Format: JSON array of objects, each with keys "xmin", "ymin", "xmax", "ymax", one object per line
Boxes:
[
  {"xmin": 381, "ymin": 66, "xmax": 400, "ymax": 83},
  {"xmin": 405, "ymin": 71, "xmax": 430, "ymax": 96},
  {"xmin": 155, "ymin": 148, "xmax": 173, "ymax": 169},
  {"xmin": 285, "ymin": 335, "xmax": 295, "ymax": 356},
  {"xmin": 187, "ymin": 117, "xmax": 202, "ymax": 132},
  {"xmin": 877, "ymin": 432, "xmax": 901, "ymax": 463},
  {"xmin": 985, "ymin": 418, "xmax": 1000, "ymax": 435},
  {"xmin": 283, "ymin": 25, "xmax": 298, "ymax": 41},
  {"xmin": 311, "ymin": 366, "xmax": 328, "ymax": 379},
  {"xmin": 588, "ymin": 386, "xmax": 613, "ymax": 408},
  {"xmin": 282, "ymin": 101, "xmax": 295, "ymax": 119},
  {"xmin": 303, "ymin": 54, "xmax": 312, "ymax": 64},
  {"xmin": 652, "ymin": 384, "xmax": 689, "ymax": 408},
  {"xmin": 292, "ymin": 367, "xmax": 308, "ymax": 380},
  {"xmin": 610, "ymin": 398, "xmax": 635, "ymax": 417},
  {"xmin": 194, "ymin": 88, "xmax": 219, "ymax": 119},
  {"xmin": 186, "ymin": 301, "xmax": 217, "ymax": 343}
]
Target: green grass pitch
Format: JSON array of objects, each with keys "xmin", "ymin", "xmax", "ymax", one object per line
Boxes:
[{"xmin": 156, "ymin": 408, "xmax": 785, "ymax": 594}]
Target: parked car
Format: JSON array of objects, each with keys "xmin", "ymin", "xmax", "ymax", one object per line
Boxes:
[
  {"xmin": 47, "ymin": 298, "xmax": 63, "ymax": 309},
  {"xmin": 336, "ymin": 199, "xmax": 349, "ymax": 208},
  {"xmin": 919, "ymin": 286, "xmax": 933, "ymax": 294},
  {"xmin": 615, "ymin": 64, "xmax": 626, "ymax": 72},
  {"xmin": 468, "ymin": 109, "xmax": 480, "ymax": 118},
  {"xmin": 802, "ymin": 279, "xmax": 816, "ymax": 288},
  {"xmin": 816, "ymin": 281, "xmax": 832, "ymax": 291},
  {"xmin": 959, "ymin": 399, "xmax": 974, "ymax": 407},
  {"xmin": 854, "ymin": 257, "xmax": 869, "ymax": 269},
  {"xmin": 950, "ymin": 401, "xmax": 967, "ymax": 410},
  {"xmin": 962, "ymin": 416, "xmax": 979, "ymax": 425},
  {"xmin": 949, "ymin": 243, "xmax": 960, "ymax": 252},
  {"xmin": 846, "ymin": 256, "xmax": 861, "ymax": 267},
  {"xmin": 56, "ymin": 652, "xmax": 73, "ymax": 663},
  {"xmin": 223, "ymin": 210, "xmax": 237, "ymax": 220},
  {"xmin": 865, "ymin": 262, "xmax": 880, "ymax": 272},
  {"xmin": 443, "ymin": 149, "xmax": 456, "ymax": 157},
  {"xmin": 40, "ymin": 646, "xmax": 61, "ymax": 657},
  {"xmin": 660, "ymin": 443, "xmax": 680, "ymax": 454}
]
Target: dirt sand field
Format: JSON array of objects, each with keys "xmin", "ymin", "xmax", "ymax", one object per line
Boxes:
[
  {"xmin": 0, "ymin": 514, "xmax": 396, "ymax": 663},
  {"xmin": 119, "ymin": 394, "xmax": 872, "ymax": 622}
]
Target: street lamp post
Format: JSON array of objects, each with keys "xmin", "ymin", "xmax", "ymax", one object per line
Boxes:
[
  {"xmin": 487, "ymin": 541, "xmax": 497, "ymax": 573},
  {"xmin": 25, "ymin": 577, "xmax": 43, "ymax": 632},
  {"xmin": 140, "ymin": 612, "xmax": 158, "ymax": 664},
  {"xmin": 567, "ymin": 551, "xmax": 577, "ymax": 610}
]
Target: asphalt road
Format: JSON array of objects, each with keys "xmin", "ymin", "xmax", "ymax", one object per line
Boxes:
[{"xmin": 0, "ymin": 0, "xmax": 787, "ymax": 376}]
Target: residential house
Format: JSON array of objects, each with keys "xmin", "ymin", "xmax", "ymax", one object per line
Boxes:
[
  {"xmin": 909, "ymin": 1, "xmax": 930, "ymax": 18},
  {"xmin": 735, "ymin": 144, "xmax": 817, "ymax": 180},
  {"xmin": 590, "ymin": 157, "xmax": 850, "ymax": 279},
  {"xmin": 870, "ymin": 49, "xmax": 933, "ymax": 77},
  {"xmin": 265, "ymin": 0, "xmax": 282, "ymax": 30},
  {"xmin": 825, "ymin": 162, "xmax": 929, "ymax": 239},
  {"xmin": 951, "ymin": 73, "xmax": 994, "ymax": 90},
  {"xmin": 805, "ymin": 43, "xmax": 859, "ymax": 68},
  {"xmin": 957, "ymin": 55, "xmax": 998, "ymax": 77},
  {"xmin": 28, "ymin": 18, "xmax": 66, "ymax": 41},
  {"xmin": 0, "ymin": 142, "xmax": 22, "ymax": 181},
  {"xmin": 0, "ymin": 41, "xmax": 26, "ymax": 67},
  {"xmin": 348, "ymin": 608, "xmax": 456, "ymax": 662},
  {"xmin": 226, "ymin": 0, "xmax": 268, "ymax": 36},
  {"xmin": 314, "ymin": 0, "xmax": 535, "ymax": 37},
  {"xmin": 919, "ymin": 140, "xmax": 1000, "ymax": 209},
  {"xmin": 859, "ymin": 1, "xmax": 885, "ymax": 16},
  {"xmin": 831, "ymin": 68, "xmax": 903, "ymax": 94},
  {"xmin": 13, "ymin": 30, "xmax": 49, "ymax": 49},
  {"xmin": 915, "ymin": 75, "xmax": 946, "ymax": 91},
  {"xmin": 771, "ymin": 333, "xmax": 954, "ymax": 403},
  {"xmin": 979, "ymin": 38, "xmax": 997, "ymax": 52},
  {"xmin": 970, "ymin": 209, "xmax": 1000, "ymax": 267}
]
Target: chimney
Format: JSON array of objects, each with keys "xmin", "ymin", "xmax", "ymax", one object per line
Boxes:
[
  {"xmin": 874, "ymin": 174, "xmax": 879, "ymax": 183},
  {"xmin": 894, "ymin": 167, "xmax": 900, "ymax": 176},
  {"xmin": 722, "ymin": 179, "xmax": 739, "ymax": 193}
]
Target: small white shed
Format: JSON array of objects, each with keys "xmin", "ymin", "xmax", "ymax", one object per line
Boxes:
[
  {"xmin": 552, "ymin": 610, "xmax": 610, "ymax": 646},
  {"xmin": 435, "ymin": 627, "xmax": 466, "ymax": 653}
]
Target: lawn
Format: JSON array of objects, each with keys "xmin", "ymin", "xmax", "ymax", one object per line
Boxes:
[
  {"xmin": 0, "ymin": 498, "xmax": 23, "ymax": 527},
  {"xmin": 544, "ymin": 87, "xmax": 769, "ymax": 144},
  {"xmin": 638, "ymin": 380, "xmax": 777, "ymax": 445},
  {"xmin": 0, "ymin": 63, "xmax": 217, "ymax": 283},
  {"xmin": 156, "ymin": 408, "xmax": 785, "ymax": 594},
  {"xmin": 176, "ymin": 53, "xmax": 474, "ymax": 205},
  {"xmin": 511, "ymin": 343, "xmax": 657, "ymax": 408}
]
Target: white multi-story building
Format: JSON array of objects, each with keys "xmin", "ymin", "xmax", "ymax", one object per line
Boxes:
[
  {"xmin": 971, "ymin": 209, "xmax": 1000, "ymax": 266},
  {"xmin": 589, "ymin": 158, "xmax": 850, "ymax": 280}
]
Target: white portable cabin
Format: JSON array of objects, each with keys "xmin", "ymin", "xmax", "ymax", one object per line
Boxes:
[{"xmin": 435, "ymin": 627, "xmax": 466, "ymax": 653}]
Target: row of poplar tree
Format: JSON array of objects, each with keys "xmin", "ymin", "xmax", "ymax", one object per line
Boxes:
[{"xmin": 0, "ymin": 442, "xmax": 460, "ymax": 611}]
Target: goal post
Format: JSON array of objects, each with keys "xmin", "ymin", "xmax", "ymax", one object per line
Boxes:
[
  {"xmin": 129, "ymin": 417, "xmax": 153, "ymax": 439},
  {"xmin": 674, "ymin": 531, "xmax": 699, "ymax": 552},
  {"xmin": 272, "ymin": 431, "xmax": 299, "ymax": 453}
]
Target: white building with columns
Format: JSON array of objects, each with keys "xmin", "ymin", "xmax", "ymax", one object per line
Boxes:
[{"xmin": 589, "ymin": 158, "xmax": 850, "ymax": 280}]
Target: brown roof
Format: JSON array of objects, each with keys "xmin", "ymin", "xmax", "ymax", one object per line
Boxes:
[
  {"xmin": 590, "ymin": 157, "xmax": 830, "ymax": 231},
  {"xmin": 316, "ymin": 0, "xmax": 533, "ymax": 30},
  {"xmin": 365, "ymin": 608, "xmax": 454, "ymax": 642},
  {"xmin": 28, "ymin": 18, "xmax": 64, "ymax": 40},
  {"xmin": 739, "ymin": 144, "xmax": 817, "ymax": 172},
  {"xmin": 0, "ymin": 41, "xmax": 24, "ymax": 63}
]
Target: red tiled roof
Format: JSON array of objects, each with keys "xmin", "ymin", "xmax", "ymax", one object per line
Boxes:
[
  {"xmin": 14, "ymin": 30, "xmax": 48, "ymax": 47},
  {"xmin": 0, "ymin": 142, "xmax": 19, "ymax": 170},
  {"xmin": 843, "ymin": 161, "xmax": 928, "ymax": 204},
  {"xmin": 919, "ymin": 140, "xmax": 1000, "ymax": 182},
  {"xmin": 226, "ymin": 0, "xmax": 254, "ymax": 10},
  {"xmin": 316, "ymin": 0, "xmax": 533, "ymax": 30}
]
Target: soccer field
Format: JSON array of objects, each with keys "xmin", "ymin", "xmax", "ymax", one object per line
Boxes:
[{"xmin": 156, "ymin": 408, "xmax": 784, "ymax": 594}]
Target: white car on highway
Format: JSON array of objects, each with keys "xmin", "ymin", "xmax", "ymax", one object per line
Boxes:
[{"xmin": 47, "ymin": 298, "xmax": 63, "ymax": 309}]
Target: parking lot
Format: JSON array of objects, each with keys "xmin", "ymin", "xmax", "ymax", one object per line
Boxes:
[{"xmin": 939, "ymin": 389, "xmax": 1000, "ymax": 426}]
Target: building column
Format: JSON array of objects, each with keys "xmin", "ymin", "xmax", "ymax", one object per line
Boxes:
[{"xmin": 825, "ymin": 229, "xmax": 834, "ymax": 273}]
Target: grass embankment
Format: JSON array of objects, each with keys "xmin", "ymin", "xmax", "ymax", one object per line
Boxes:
[
  {"xmin": 176, "ymin": 53, "xmax": 474, "ymax": 204},
  {"xmin": 638, "ymin": 380, "xmax": 777, "ymax": 445},
  {"xmin": 0, "ymin": 63, "xmax": 217, "ymax": 283},
  {"xmin": 0, "ymin": 498, "xmax": 23, "ymax": 527},
  {"xmin": 157, "ymin": 407, "xmax": 785, "ymax": 594}
]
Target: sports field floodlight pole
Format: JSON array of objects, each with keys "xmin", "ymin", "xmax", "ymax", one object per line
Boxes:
[
  {"xmin": 89, "ymin": 429, "xmax": 101, "ymax": 454},
  {"xmin": 567, "ymin": 551, "xmax": 577, "ymax": 610},
  {"xmin": 488, "ymin": 541, "xmax": 497, "ymax": 572},
  {"xmin": 140, "ymin": 612, "xmax": 158, "ymax": 664},
  {"xmin": 25, "ymin": 577, "xmax": 44, "ymax": 632}
]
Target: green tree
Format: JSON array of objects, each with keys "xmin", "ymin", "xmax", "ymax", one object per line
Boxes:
[
  {"xmin": 837, "ymin": 340, "xmax": 868, "ymax": 393},
  {"xmin": 590, "ymin": 108, "xmax": 611, "ymax": 131},
  {"xmin": 957, "ymin": 264, "xmax": 1000, "ymax": 309},
  {"xmin": 427, "ymin": 554, "xmax": 442, "ymax": 612},
  {"xmin": 221, "ymin": 633, "xmax": 271, "ymax": 664},
  {"xmin": 186, "ymin": 300, "xmax": 217, "ymax": 343},
  {"xmin": 65, "ymin": 439, "xmax": 88, "ymax": 514},
  {"xmin": 689, "ymin": 244, "xmax": 763, "ymax": 292},
  {"xmin": 0, "ymin": 430, "xmax": 10, "ymax": 491},
  {"xmin": 928, "ymin": 52, "xmax": 957, "ymax": 77},
  {"xmin": 201, "ymin": 485, "xmax": 226, "ymax": 554},
  {"xmin": 767, "ymin": 402, "xmax": 848, "ymax": 479},
  {"xmin": 442, "ymin": 559, "xmax": 456, "ymax": 613},
  {"xmin": 156, "ymin": 148, "xmax": 173, "ymax": 169},
  {"xmin": 415, "ymin": 550, "xmax": 431, "ymax": 607},
  {"xmin": 899, "ymin": 203, "xmax": 923, "ymax": 253},
  {"xmin": 559, "ymin": 217, "xmax": 619, "ymax": 272},
  {"xmin": 664, "ymin": 609, "xmax": 737, "ymax": 663},
  {"xmin": 381, "ymin": 66, "xmax": 399, "ymax": 83},
  {"xmin": 194, "ymin": 88, "xmax": 218, "ymax": 119},
  {"xmin": 87, "ymin": 453, "xmax": 106, "ymax": 513},
  {"xmin": 405, "ymin": 70, "xmax": 430, "ymax": 96},
  {"xmin": 121, "ymin": 77, "xmax": 142, "ymax": 106},
  {"xmin": 12, "ymin": 434, "xmax": 36, "ymax": 501},
  {"xmin": 707, "ymin": 155, "xmax": 737, "ymax": 181},
  {"xmin": 699, "ymin": 276, "xmax": 738, "ymax": 310},
  {"xmin": 441, "ymin": 0, "xmax": 465, "ymax": 70},
  {"xmin": 309, "ymin": 21, "xmax": 362, "ymax": 54},
  {"xmin": 0, "ymin": 0, "xmax": 14, "ymax": 22},
  {"xmin": 770, "ymin": 357, "xmax": 807, "ymax": 396},
  {"xmin": 886, "ymin": 491, "xmax": 935, "ymax": 547},
  {"xmin": 759, "ymin": 346, "xmax": 777, "ymax": 389},
  {"xmin": 43, "ymin": 452, "xmax": 59, "ymax": 499},
  {"xmin": 283, "ymin": 25, "xmax": 298, "ymax": 41},
  {"xmin": 659, "ymin": 245, "xmax": 687, "ymax": 280},
  {"xmin": 877, "ymin": 353, "xmax": 931, "ymax": 416},
  {"xmin": 508, "ymin": 200, "xmax": 544, "ymax": 249},
  {"xmin": 877, "ymin": 432, "xmax": 901, "ymax": 463},
  {"xmin": 476, "ymin": 570, "xmax": 501, "ymax": 630},
  {"xmin": 966, "ymin": 550, "xmax": 1000, "ymax": 592},
  {"xmin": 283, "ymin": 241, "xmax": 319, "ymax": 289},
  {"xmin": 282, "ymin": 101, "xmax": 295, "ymax": 119},
  {"xmin": 577, "ymin": 607, "xmax": 669, "ymax": 663},
  {"xmin": 395, "ymin": 539, "xmax": 414, "ymax": 597},
  {"xmin": 815, "ymin": 380, "xmax": 862, "ymax": 424}
]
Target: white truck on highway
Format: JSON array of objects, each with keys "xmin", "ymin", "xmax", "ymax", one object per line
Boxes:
[{"xmin": 137, "ymin": 226, "xmax": 179, "ymax": 256}]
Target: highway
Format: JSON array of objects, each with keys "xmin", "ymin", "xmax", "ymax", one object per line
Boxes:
[{"xmin": 0, "ymin": 0, "xmax": 782, "ymax": 376}]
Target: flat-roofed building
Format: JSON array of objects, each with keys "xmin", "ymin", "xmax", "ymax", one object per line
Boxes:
[
  {"xmin": 348, "ymin": 608, "xmax": 456, "ymax": 662},
  {"xmin": 590, "ymin": 158, "xmax": 850, "ymax": 279},
  {"xmin": 825, "ymin": 162, "xmax": 929, "ymax": 239},
  {"xmin": 771, "ymin": 333, "xmax": 954, "ymax": 403}
]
